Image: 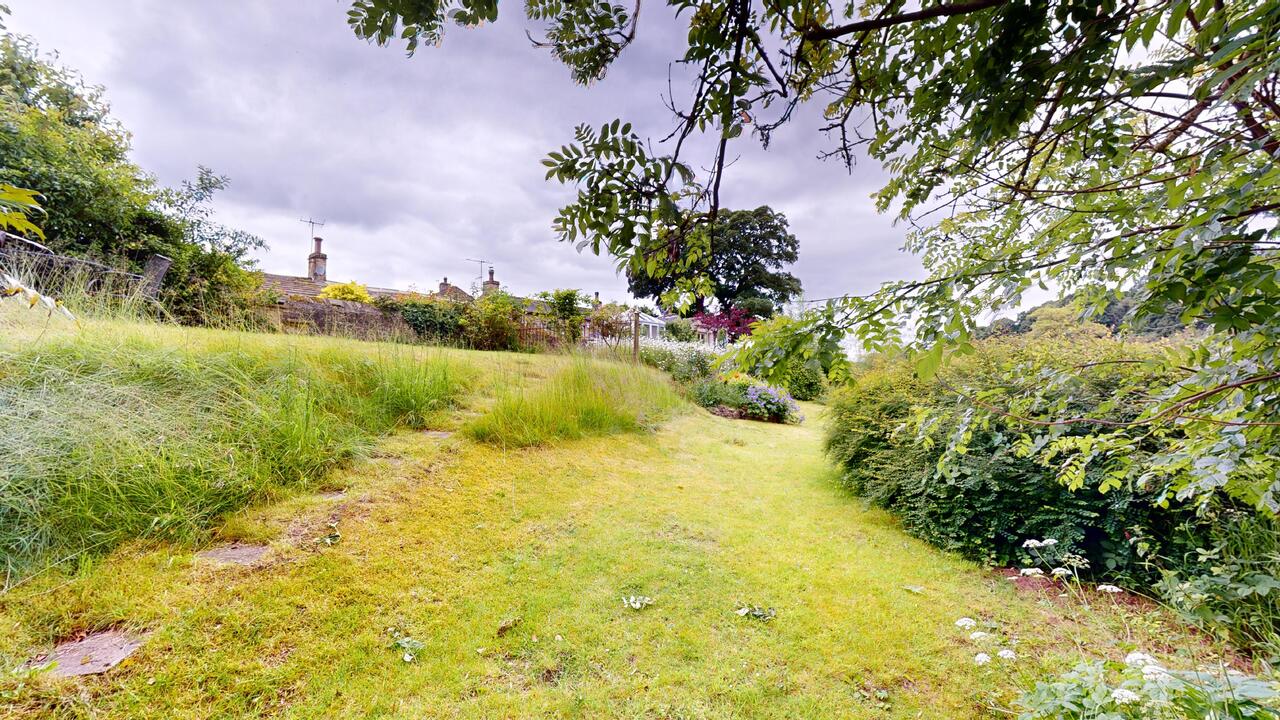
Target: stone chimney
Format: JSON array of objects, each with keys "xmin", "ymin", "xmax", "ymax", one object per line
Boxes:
[
  {"xmin": 481, "ymin": 266, "xmax": 500, "ymax": 295},
  {"xmin": 308, "ymin": 237, "xmax": 327, "ymax": 282},
  {"xmin": 439, "ymin": 276, "xmax": 451, "ymax": 294},
  {"xmin": 593, "ymin": 291, "xmax": 601, "ymax": 308}
]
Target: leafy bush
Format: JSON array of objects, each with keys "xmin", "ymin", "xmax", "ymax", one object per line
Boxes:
[
  {"xmin": 691, "ymin": 377, "xmax": 746, "ymax": 409},
  {"xmin": 1155, "ymin": 511, "xmax": 1280, "ymax": 658},
  {"xmin": 663, "ymin": 318, "xmax": 698, "ymax": 342},
  {"xmin": 739, "ymin": 380, "xmax": 800, "ymax": 423},
  {"xmin": 461, "ymin": 290, "xmax": 521, "ymax": 351},
  {"xmin": 464, "ymin": 359, "xmax": 683, "ymax": 447},
  {"xmin": 825, "ymin": 326, "xmax": 1280, "ymax": 659},
  {"xmin": 317, "ymin": 281, "xmax": 374, "ymax": 304},
  {"xmin": 825, "ymin": 350, "xmax": 1192, "ymax": 574},
  {"xmin": 536, "ymin": 288, "xmax": 588, "ymax": 344},
  {"xmin": 381, "ymin": 295, "xmax": 465, "ymax": 342},
  {"xmin": 783, "ymin": 362, "xmax": 826, "ymax": 401}
]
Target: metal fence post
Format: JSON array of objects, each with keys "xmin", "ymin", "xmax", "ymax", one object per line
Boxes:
[{"xmin": 632, "ymin": 309, "xmax": 640, "ymax": 363}]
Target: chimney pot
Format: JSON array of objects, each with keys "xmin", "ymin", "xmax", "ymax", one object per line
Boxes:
[
  {"xmin": 481, "ymin": 267, "xmax": 500, "ymax": 295},
  {"xmin": 308, "ymin": 236, "xmax": 327, "ymax": 282}
]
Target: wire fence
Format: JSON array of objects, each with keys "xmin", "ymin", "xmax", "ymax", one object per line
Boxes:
[{"xmin": 0, "ymin": 232, "xmax": 153, "ymax": 300}]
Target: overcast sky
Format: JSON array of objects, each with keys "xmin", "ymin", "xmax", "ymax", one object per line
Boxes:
[{"xmin": 6, "ymin": 1, "xmax": 923, "ymax": 304}]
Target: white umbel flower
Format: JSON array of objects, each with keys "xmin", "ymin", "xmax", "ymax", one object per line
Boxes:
[
  {"xmin": 1021, "ymin": 539, "xmax": 1044, "ymax": 548},
  {"xmin": 1097, "ymin": 584, "xmax": 1123, "ymax": 594},
  {"xmin": 1051, "ymin": 567, "xmax": 1073, "ymax": 578},
  {"xmin": 955, "ymin": 617, "xmax": 977, "ymax": 629},
  {"xmin": 997, "ymin": 649, "xmax": 1016, "ymax": 661},
  {"xmin": 1019, "ymin": 567, "xmax": 1045, "ymax": 577},
  {"xmin": 969, "ymin": 631, "xmax": 990, "ymax": 640},
  {"xmin": 1110, "ymin": 688, "xmax": 1141, "ymax": 705},
  {"xmin": 1124, "ymin": 652, "xmax": 1158, "ymax": 667},
  {"xmin": 974, "ymin": 653, "xmax": 991, "ymax": 666}
]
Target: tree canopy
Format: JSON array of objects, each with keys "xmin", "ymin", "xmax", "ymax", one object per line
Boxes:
[
  {"xmin": 0, "ymin": 33, "xmax": 265, "ymax": 324},
  {"xmin": 626, "ymin": 206, "xmax": 800, "ymax": 317},
  {"xmin": 346, "ymin": 0, "xmax": 1280, "ymax": 513}
]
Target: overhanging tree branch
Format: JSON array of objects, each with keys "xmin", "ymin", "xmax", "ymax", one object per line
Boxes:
[{"xmin": 800, "ymin": 0, "xmax": 1008, "ymax": 42}]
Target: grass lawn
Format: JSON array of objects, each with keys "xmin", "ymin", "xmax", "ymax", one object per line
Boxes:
[{"xmin": 0, "ymin": 359, "xmax": 1200, "ymax": 718}]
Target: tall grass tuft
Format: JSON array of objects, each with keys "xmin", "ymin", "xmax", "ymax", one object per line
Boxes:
[
  {"xmin": 0, "ymin": 321, "xmax": 472, "ymax": 583},
  {"xmin": 464, "ymin": 358, "xmax": 684, "ymax": 447}
]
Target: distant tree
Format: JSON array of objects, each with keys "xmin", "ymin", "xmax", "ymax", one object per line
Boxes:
[
  {"xmin": 662, "ymin": 318, "xmax": 697, "ymax": 342},
  {"xmin": 537, "ymin": 288, "xmax": 589, "ymax": 343},
  {"xmin": 587, "ymin": 302, "xmax": 629, "ymax": 347},
  {"xmin": 157, "ymin": 167, "xmax": 267, "ymax": 324},
  {"xmin": 693, "ymin": 308, "xmax": 756, "ymax": 342},
  {"xmin": 0, "ymin": 34, "xmax": 264, "ymax": 325},
  {"xmin": 626, "ymin": 206, "xmax": 800, "ymax": 317},
  {"xmin": 0, "ymin": 34, "xmax": 177, "ymax": 261},
  {"xmin": 462, "ymin": 290, "xmax": 521, "ymax": 351}
]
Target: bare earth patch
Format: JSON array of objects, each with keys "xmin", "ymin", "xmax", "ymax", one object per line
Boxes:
[
  {"xmin": 196, "ymin": 544, "xmax": 270, "ymax": 567},
  {"xmin": 24, "ymin": 630, "xmax": 146, "ymax": 678}
]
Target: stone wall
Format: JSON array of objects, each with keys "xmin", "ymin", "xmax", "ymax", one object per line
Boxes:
[{"xmin": 265, "ymin": 298, "xmax": 414, "ymax": 342}]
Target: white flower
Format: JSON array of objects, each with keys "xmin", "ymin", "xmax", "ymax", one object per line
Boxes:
[
  {"xmin": 955, "ymin": 617, "xmax": 977, "ymax": 629},
  {"xmin": 997, "ymin": 649, "xmax": 1016, "ymax": 661},
  {"xmin": 974, "ymin": 653, "xmax": 991, "ymax": 666},
  {"xmin": 1124, "ymin": 652, "xmax": 1158, "ymax": 668},
  {"xmin": 1110, "ymin": 688, "xmax": 1141, "ymax": 705},
  {"xmin": 1097, "ymin": 584, "xmax": 1123, "ymax": 594},
  {"xmin": 1021, "ymin": 539, "xmax": 1043, "ymax": 549},
  {"xmin": 622, "ymin": 595, "xmax": 654, "ymax": 610},
  {"xmin": 1041, "ymin": 538, "xmax": 1059, "ymax": 547},
  {"xmin": 1141, "ymin": 664, "xmax": 1169, "ymax": 678},
  {"xmin": 402, "ymin": 652, "xmax": 415, "ymax": 663},
  {"xmin": 1019, "ymin": 568, "xmax": 1045, "ymax": 577},
  {"xmin": 1051, "ymin": 567, "xmax": 1073, "ymax": 578},
  {"xmin": 969, "ymin": 631, "xmax": 990, "ymax": 640}
]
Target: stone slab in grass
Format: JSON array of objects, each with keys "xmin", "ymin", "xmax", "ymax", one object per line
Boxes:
[
  {"xmin": 25, "ymin": 630, "xmax": 145, "ymax": 678},
  {"xmin": 196, "ymin": 543, "xmax": 269, "ymax": 567}
]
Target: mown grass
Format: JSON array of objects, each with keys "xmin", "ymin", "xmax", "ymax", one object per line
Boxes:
[
  {"xmin": 0, "ymin": 407, "xmax": 1209, "ymax": 719},
  {"xmin": 464, "ymin": 357, "xmax": 685, "ymax": 447},
  {"xmin": 0, "ymin": 313, "xmax": 473, "ymax": 582}
]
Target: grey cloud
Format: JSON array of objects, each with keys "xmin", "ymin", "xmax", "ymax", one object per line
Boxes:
[{"xmin": 8, "ymin": 0, "xmax": 913, "ymax": 303}]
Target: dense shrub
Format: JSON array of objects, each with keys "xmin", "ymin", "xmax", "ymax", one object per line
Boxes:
[
  {"xmin": 826, "ymin": 348, "xmax": 1196, "ymax": 575},
  {"xmin": 317, "ymin": 281, "xmax": 374, "ymax": 304},
  {"xmin": 691, "ymin": 377, "xmax": 746, "ymax": 408},
  {"xmin": 382, "ymin": 295, "xmax": 465, "ymax": 341},
  {"xmin": 825, "ymin": 329, "xmax": 1280, "ymax": 658},
  {"xmin": 737, "ymin": 378, "xmax": 800, "ymax": 423},
  {"xmin": 662, "ymin": 318, "xmax": 698, "ymax": 342},
  {"xmin": 461, "ymin": 291, "xmax": 521, "ymax": 351},
  {"xmin": 783, "ymin": 362, "xmax": 826, "ymax": 401}
]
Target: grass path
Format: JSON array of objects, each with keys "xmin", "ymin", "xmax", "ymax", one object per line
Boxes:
[{"xmin": 2, "ymin": 406, "xmax": 1182, "ymax": 718}]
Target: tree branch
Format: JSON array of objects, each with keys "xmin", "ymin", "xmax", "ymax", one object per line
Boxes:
[{"xmin": 801, "ymin": 0, "xmax": 1008, "ymax": 43}]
